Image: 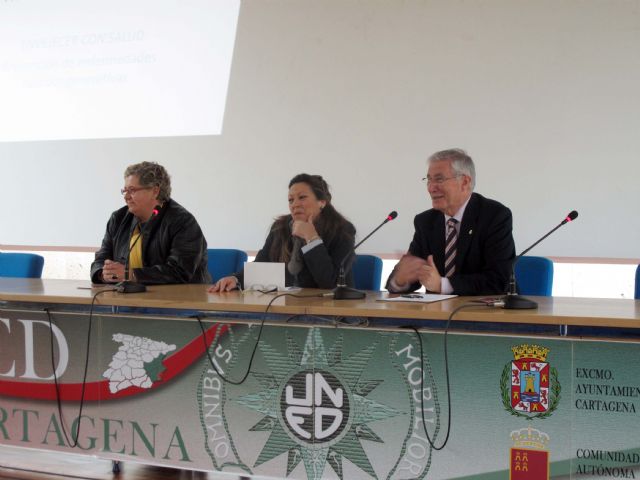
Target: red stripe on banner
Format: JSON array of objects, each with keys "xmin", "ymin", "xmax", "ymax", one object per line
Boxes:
[{"xmin": 0, "ymin": 322, "xmax": 228, "ymax": 401}]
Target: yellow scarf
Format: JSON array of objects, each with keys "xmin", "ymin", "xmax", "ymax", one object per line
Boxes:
[{"xmin": 128, "ymin": 224, "xmax": 143, "ymax": 271}]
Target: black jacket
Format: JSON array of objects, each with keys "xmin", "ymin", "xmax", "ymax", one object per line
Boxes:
[
  {"xmin": 387, "ymin": 192, "xmax": 515, "ymax": 295},
  {"xmin": 91, "ymin": 199, "xmax": 211, "ymax": 284},
  {"xmin": 237, "ymin": 216, "xmax": 356, "ymax": 289}
]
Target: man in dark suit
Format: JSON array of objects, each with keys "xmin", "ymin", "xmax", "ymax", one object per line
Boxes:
[{"xmin": 387, "ymin": 148, "xmax": 515, "ymax": 295}]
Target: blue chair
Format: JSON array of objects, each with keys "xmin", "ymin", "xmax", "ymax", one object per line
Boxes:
[
  {"xmin": 0, "ymin": 252, "xmax": 45, "ymax": 278},
  {"xmin": 635, "ymin": 265, "xmax": 639, "ymax": 299},
  {"xmin": 207, "ymin": 248, "xmax": 248, "ymax": 282},
  {"xmin": 515, "ymin": 256, "xmax": 553, "ymax": 296},
  {"xmin": 352, "ymin": 254, "xmax": 383, "ymax": 291}
]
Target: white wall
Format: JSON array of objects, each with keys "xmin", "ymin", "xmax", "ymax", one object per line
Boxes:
[{"xmin": 1, "ymin": 1, "xmax": 638, "ymax": 260}]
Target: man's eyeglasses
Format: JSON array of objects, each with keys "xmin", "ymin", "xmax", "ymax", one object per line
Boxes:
[
  {"xmin": 421, "ymin": 175, "xmax": 462, "ymax": 186},
  {"xmin": 121, "ymin": 186, "xmax": 153, "ymax": 196}
]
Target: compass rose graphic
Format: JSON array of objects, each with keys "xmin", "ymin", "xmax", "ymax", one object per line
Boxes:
[{"xmin": 234, "ymin": 328, "xmax": 403, "ymax": 480}]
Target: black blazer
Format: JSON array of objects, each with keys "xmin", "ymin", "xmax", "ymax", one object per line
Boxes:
[
  {"xmin": 387, "ymin": 192, "xmax": 515, "ymax": 295},
  {"xmin": 236, "ymin": 216, "xmax": 356, "ymax": 289}
]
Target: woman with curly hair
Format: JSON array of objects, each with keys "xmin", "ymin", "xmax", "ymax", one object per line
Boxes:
[{"xmin": 91, "ymin": 161, "xmax": 210, "ymax": 285}]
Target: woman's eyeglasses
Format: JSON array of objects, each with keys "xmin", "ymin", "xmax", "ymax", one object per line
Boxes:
[
  {"xmin": 121, "ymin": 186, "xmax": 153, "ymax": 196},
  {"xmin": 241, "ymin": 284, "xmax": 278, "ymax": 294}
]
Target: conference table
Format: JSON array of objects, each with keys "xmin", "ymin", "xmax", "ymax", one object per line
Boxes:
[{"xmin": 1, "ymin": 278, "xmax": 639, "ymax": 480}]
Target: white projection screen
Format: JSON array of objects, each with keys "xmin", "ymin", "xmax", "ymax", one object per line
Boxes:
[
  {"xmin": 0, "ymin": 0, "xmax": 240, "ymax": 141},
  {"xmin": 0, "ymin": 1, "xmax": 638, "ymax": 261}
]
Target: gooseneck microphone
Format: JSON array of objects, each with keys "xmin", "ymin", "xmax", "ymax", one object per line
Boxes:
[
  {"xmin": 333, "ymin": 211, "xmax": 398, "ymax": 300},
  {"xmin": 116, "ymin": 205, "xmax": 161, "ymax": 294},
  {"xmin": 503, "ymin": 210, "xmax": 578, "ymax": 309}
]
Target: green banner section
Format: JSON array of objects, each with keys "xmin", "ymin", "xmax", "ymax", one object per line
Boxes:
[{"xmin": 1, "ymin": 309, "xmax": 640, "ymax": 479}]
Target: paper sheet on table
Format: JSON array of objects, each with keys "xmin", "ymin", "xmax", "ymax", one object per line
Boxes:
[
  {"xmin": 378, "ymin": 293, "xmax": 457, "ymax": 303},
  {"xmin": 243, "ymin": 262, "xmax": 286, "ymax": 291}
]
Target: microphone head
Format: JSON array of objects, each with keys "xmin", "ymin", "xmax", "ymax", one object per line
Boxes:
[
  {"xmin": 561, "ymin": 209, "xmax": 578, "ymax": 225},
  {"xmin": 387, "ymin": 211, "xmax": 398, "ymax": 221}
]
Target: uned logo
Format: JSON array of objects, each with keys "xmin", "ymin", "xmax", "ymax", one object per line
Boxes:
[
  {"xmin": 0, "ymin": 318, "xmax": 69, "ymax": 379},
  {"xmin": 280, "ymin": 369, "xmax": 349, "ymax": 444}
]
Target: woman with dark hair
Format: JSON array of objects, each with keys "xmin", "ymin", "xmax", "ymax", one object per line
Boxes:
[{"xmin": 209, "ymin": 173, "xmax": 356, "ymax": 291}]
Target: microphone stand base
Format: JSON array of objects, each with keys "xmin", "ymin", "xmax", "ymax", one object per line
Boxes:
[
  {"xmin": 332, "ymin": 286, "xmax": 366, "ymax": 300},
  {"xmin": 116, "ymin": 281, "xmax": 147, "ymax": 294},
  {"xmin": 503, "ymin": 294, "xmax": 537, "ymax": 310}
]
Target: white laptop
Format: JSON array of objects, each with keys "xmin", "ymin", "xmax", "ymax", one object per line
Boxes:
[{"xmin": 243, "ymin": 262, "xmax": 286, "ymax": 292}]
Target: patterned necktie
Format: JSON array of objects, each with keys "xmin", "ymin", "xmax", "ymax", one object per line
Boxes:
[{"xmin": 444, "ymin": 218, "xmax": 458, "ymax": 278}]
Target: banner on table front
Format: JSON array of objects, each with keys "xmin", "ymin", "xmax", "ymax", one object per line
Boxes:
[{"xmin": 1, "ymin": 310, "xmax": 639, "ymax": 479}]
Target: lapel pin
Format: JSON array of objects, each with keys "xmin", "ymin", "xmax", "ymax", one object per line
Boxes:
[{"xmin": 468, "ymin": 229, "xmax": 473, "ymax": 235}]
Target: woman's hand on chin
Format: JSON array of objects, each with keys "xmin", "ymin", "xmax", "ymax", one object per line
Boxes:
[{"xmin": 292, "ymin": 213, "xmax": 319, "ymax": 243}]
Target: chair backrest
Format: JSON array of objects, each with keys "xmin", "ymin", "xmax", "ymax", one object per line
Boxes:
[
  {"xmin": 0, "ymin": 252, "xmax": 45, "ymax": 278},
  {"xmin": 635, "ymin": 265, "xmax": 640, "ymax": 300},
  {"xmin": 515, "ymin": 256, "xmax": 553, "ymax": 296},
  {"xmin": 207, "ymin": 249, "xmax": 248, "ymax": 283},
  {"xmin": 352, "ymin": 254, "xmax": 383, "ymax": 291}
]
